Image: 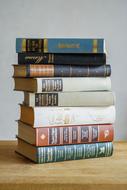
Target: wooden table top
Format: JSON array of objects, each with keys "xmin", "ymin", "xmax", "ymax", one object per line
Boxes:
[{"xmin": 0, "ymin": 141, "xmax": 127, "ymax": 190}]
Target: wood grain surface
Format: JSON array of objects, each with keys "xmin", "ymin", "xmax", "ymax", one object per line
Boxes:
[{"xmin": 0, "ymin": 141, "xmax": 127, "ymax": 190}]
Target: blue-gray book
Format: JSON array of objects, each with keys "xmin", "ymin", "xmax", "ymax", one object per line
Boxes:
[{"xmin": 16, "ymin": 38, "xmax": 105, "ymax": 53}]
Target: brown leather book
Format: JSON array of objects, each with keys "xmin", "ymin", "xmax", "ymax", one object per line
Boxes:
[
  {"xmin": 18, "ymin": 121, "xmax": 114, "ymax": 146},
  {"xmin": 13, "ymin": 64, "xmax": 111, "ymax": 77}
]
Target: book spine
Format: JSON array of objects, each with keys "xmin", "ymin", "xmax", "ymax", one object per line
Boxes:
[
  {"xmin": 26, "ymin": 92, "xmax": 114, "ymax": 107},
  {"xmin": 20, "ymin": 105, "xmax": 115, "ymax": 127},
  {"xmin": 40, "ymin": 78, "xmax": 63, "ymax": 92},
  {"xmin": 37, "ymin": 142, "xmax": 113, "ymax": 163},
  {"xmin": 15, "ymin": 65, "xmax": 111, "ymax": 77},
  {"xmin": 14, "ymin": 77, "xmax": 112, "ymax": 92},
  {"xmin": 36, "ymin": 125, "xmax": 114, "ymax": 146},
  {"xmin": 16, "ymin": 38, "xmax": 104, "ymax": 53},
  {"xmin": 36, "ymin": 77, "xmax": 111, "ymax": 92},
  {"xmin": 35, "ymin": 93, "xmax": 59, "ymax": 106},
  {"xmin": 18, "ymin": 53, "xmax": 106, "ymax": 65}
]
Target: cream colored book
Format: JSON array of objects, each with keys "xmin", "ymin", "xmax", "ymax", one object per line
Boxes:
[
  {"xmin": 14, "ymin": 77, "xmax": 111, "ymax": 92},
  {"xmin": 20, "ymin": 105, "xmax": 116, "ymax": 128},
  {"xmin": 23, "ymin": 91, "xmax": 115, "ymax": 107}
]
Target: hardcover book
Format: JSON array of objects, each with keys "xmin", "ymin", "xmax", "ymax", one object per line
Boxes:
[
  {"xmin": 13, "ymin": 64, "xmax": 111, "ymax": 78},
  {"xmin": 14, "ymin": 77, "xmax": 112, "ymax": 92},
  {"xmin": 23, "ymin": 91, "xmax": 115, "ymax": 107},
  {"xmin": 20, "ymin": 105, "xmax": 116, "ymax": 127},
  {"xmin": 16, "ymin": 38, "xmax": 105, "ymax": 53},
  {"xmin": 18, "ymin": 53, "xmax": 106, "ymax": 65},
  {"xmin": 18, "ymin": 121, "xmax": 114, "ymax": 146},
  {"xmin": 16, "ymin": 138, "xmax": 113, "ymax": 163}
]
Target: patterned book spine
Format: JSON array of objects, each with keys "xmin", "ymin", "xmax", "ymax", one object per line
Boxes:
[
  {"xmin": 37, "ymin": 142, "xmax": 113, "ymax": 163},
  {"xmin": 14, "ymin": 65, "xmax": 111, "ymax": 77},
  {"xmin": 18, "ymin": 53, "xmax": 106, "ymax": 65},
  {"xmin": 16, "ymin": 38, "xmax": 104, "ymax": 53},
  {"xmin": 36, "ymin": 125, "xmax": 114, "ymax": 146}
]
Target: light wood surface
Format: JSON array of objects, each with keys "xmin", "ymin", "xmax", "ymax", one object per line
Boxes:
[{"xmin": 0, "ymin": 141, "xmax": 127, "ymax": 190}]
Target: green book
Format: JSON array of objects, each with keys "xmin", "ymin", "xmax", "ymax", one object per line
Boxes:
[{"xmin": 16, "ymin": 138, "xmax": 113, "ymax": 164}]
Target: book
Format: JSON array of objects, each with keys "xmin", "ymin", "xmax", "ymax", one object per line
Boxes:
[
  {"xmin": 18, "ymin": 121, "xmax": 114, "ymax": 146},
  {"xmin": 20, "ymin": 105, "xmax": 115, "ymax": 127},
  {"xmin": 23, "ymin": 91, "xmax": 115, "ymax": 107},
  {"xmin": 16, "ymin": 138, "xmax": 113, "ymax": 163},
  {"xmin": 18, "ymin": 53, "xmax": 106, "ymax": 65},
  {"xmin": 13, "ymin": 64, "xmax": 111, "ymax": 78},
  {"xmin": 14, "ymin": 77, "xmax": 111, "ymax": 92},
  {"xmin": 16, "ymin": 38, "xmax": 105, "ymax": 53}
]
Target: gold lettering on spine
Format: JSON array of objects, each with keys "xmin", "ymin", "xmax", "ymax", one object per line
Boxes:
[
  {"xmin": 48, "ymin": 54, "xmax": 51, "ymax": 63},
  {"xmin": 48, "ymin": 54, "xmax": 54, "ymax": 63},
  {"xmin": 44, "ymin": 39, "xmax": 48, "ymax": 53},
  {"xmin": 22, "ymin": 39, "xmax": 26, "ymax": 52},
  {"xmin": 93, "ymin": 39, "xmax": 98, "ymax": 53},
  {"xmin": 58, "ymin": 43, "xmax": 80, "ymax": 49}
]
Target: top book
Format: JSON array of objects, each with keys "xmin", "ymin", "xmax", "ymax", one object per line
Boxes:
[{"xmin": 16, "ymin": 38, "xmax": 105, "ymax": 53}]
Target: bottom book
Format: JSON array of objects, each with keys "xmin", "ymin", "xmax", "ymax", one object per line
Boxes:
[{"xmin": 16, "ymin": 138, "xmax": 113, "ymax": 164}]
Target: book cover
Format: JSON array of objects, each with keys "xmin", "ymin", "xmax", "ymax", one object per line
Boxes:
[
  {"xmin": 20, "ymin": 105, "xmax": 116, "ymax": 127},
  {"xmin": 23, "ymin": 91, "xmax": 115, "ymax": 107},
  {"xmin": 14, "ymin": 77, "xmax": 112, "ymax": 92},
  {"xmin": 18, "ymin": 121, "xmax": 114, "ymax": 146},
  {"xmin": 18, "ymin": 53, "xmax": 106, "ymax": 65},
  {"xmin": 13, "ymin": 64, "xmax": 111, "ymax": 77},
  {"xmin": 16, "ymin": 38, "xmax": 105, "ymax": 53},
  {"xmin": 16, "ymin": 138, "xmax": 113, "ymax": 163}
]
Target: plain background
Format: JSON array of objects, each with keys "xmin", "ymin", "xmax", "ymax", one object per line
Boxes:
[{"xmin": 0, "ymin": 0, "xmax": 127, "ymax": 140}]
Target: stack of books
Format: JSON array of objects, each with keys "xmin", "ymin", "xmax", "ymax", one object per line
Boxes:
[{"xmin": 14, "ymin": 38, "xmax": 115, "ymax": 164}]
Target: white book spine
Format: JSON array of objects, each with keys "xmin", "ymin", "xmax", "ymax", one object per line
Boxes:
[
  {"xmin": 27, "ymin": 91, "xmax": 115, "ymax": 107},
  {"xmin": 33, "ymin": 106, "xmax": 115, "ymax": 127},
  {"xmin": 36, "ymin": 77, "xmax": 111, "ymax": 92}
]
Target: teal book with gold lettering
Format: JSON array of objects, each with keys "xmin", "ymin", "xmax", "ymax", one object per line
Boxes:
[
  {"xmin": 16, "ymin": 138, "xmax": 113, "ymax": 164},
  {"xmin": 16, "ymin": 38, "xmax": 105, "ymax": 53}
]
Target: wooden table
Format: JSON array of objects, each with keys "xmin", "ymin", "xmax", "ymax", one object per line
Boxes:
[{"xmin": 0, "ymin": 141, "xmax": 127, "ymax": 190}]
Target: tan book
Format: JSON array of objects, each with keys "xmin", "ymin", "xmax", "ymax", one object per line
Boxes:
[
  {"xmin": 23, "ymin": 91, "xmax": 115, "ymax": 107},
  {"xmin": 14, "ymin": 77, "xmax": 111, "ymax": 92}
]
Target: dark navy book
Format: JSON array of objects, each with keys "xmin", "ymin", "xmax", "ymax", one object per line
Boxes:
[{"xmin": 18, "ymin": 53, "xmax": 106, "ymax": 65}]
